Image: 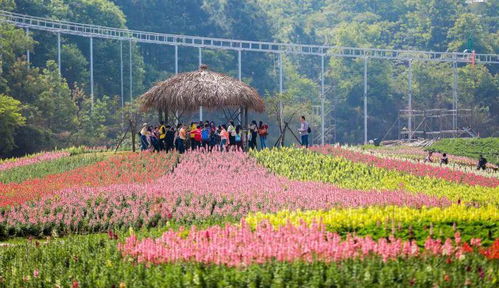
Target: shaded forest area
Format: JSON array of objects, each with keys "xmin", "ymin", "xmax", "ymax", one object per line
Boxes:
[{"xmin": 0, "ymin": 0, "xmax": 497, "ymax": 157}]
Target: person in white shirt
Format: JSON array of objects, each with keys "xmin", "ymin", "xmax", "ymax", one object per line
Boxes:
[
  {"xmin": 298, "ymin": 116, "xmax": 310, "ymax": 148},
  {"xmin": 227, "ymin": 120, "xmax": 236, "ymax": 149}
]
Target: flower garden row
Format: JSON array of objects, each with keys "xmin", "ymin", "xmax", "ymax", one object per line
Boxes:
[
  {"xmin": 0, "ymin": 149, "xmax": 498, "ymax": 287},
  {"xmin": 245, "ymin": 205, "xmax": 499, "ymax": 245},
  {"xmin": 311, "ymin": 145, "xmax": 499, "ymax": 187},
  {"xmin": 119, "ymin": 222, "xmax": 497, "ymax": 267},
  {"xmin": 363, "ymin": 145, "xmax": 498, "ymax": 170},
  {"xmin": 252, "ymin": 148, "xmax": 499, "ymax": 204},
  {"xmin": 0, "ymin": 152, "xmax": 176, "ymax": 207},
  {"xmin": 2, "ymin": 232, "xmax": 497, "ymax": 287},
  {"xmin": 0, "ymin": 151, "xmax": 70, "ymax": 172},
  {"xmin": 0, "ymin": 151, "xmax": 450, "ymax": 239},
  {"xmin": 0, "ymin": 152, "xmax": 106, "ymax": 185},
  {"xmin": 0, "ymin": 150, "xmax": 496, "ymax": 241}
]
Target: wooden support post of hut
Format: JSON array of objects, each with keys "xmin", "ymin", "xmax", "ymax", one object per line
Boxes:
[
  {"xmin": 243, "ymin": 106, "xmax": 249, "ymax": 149},
  {"xmin": 139, "ymin": 64, "xmax": 264, "ymax": 151},
  {"xmin": 157, "ymin": 108, "xmax": 163, "ymax": 123}
]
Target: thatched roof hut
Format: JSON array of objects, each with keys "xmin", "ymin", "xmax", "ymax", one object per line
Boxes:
[{"xmin": 139, "ymin": 65, "xmax": 265, "ymax": 115}]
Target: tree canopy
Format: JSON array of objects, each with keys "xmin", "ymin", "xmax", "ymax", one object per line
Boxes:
[{"xmin": 0, "ymin": 0, "xmax": 497, "ymax": 156}]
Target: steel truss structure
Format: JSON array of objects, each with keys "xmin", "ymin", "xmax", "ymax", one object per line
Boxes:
[
  {"xmin": 1, "ymin": 10, "xmax": 498, "ymax": 144},
  {"xmin": 399, "ymin": 109, "xmax": 475, "ymax": 139}
]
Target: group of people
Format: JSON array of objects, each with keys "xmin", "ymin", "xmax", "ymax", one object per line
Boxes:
[
  {"xmin": 424, "ymin": 151, "xmax": 449, "ymax": 165},
  {"xmin": 424, "ymin": 151, "xmax": 489, "ymax": 170},
  {"xmin": 139, "ymin": 120, "xmax": 270, "ymax": 154}
]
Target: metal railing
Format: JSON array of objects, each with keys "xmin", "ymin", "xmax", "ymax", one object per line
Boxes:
[{"xmin": 1, "ymin": 10, "xmax": 498, "ymax": 63}]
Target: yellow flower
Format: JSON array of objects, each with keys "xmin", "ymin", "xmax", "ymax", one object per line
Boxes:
[{"xmin": 245, "ymin": 205, "xmax": 499, "ymax": 230}]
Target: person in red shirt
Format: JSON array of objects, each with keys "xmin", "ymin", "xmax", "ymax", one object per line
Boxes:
[
  {"xmin": 191, "ymin": 125, "xmax": 202, "ymax": 150},
  {"xmin": 258, "ymin": 121, "xmax": 269, "ymax": 149}
]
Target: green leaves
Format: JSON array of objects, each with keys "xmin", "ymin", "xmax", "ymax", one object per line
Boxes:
[{"xmin": 0, "ymin": 94, "xmax": 25, "ymax": 155}]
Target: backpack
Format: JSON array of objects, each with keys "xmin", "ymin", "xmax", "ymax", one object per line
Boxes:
[
  {"xmin": 235, "ymin": 133, "xmax": 241, "ymax": 142},
  {"xmin": 259, "ymin": 126, "xmax": 268, "ymax": 136},
  {"xmin": 201, "ymin": 128, "xmax": 210, "ymax": 141},
  {"xmin": 307, "ymin": 126, "xmax": 311, "ymax": 133}
]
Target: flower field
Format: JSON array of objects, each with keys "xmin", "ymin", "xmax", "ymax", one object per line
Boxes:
[
  {"xmin": 253, "ymin": 148, "xmax": 499, "ymax": 204},
  {"xmin": 362, "ymin": 145, "xmax": 498, "ymax": 170},
  {"xmin": 0, "ymin": 152, "xmax": 176, "ymax": 207},
  {"xmin": 0, "ymin": 151, "xmax": 70, "ymax": 172},
  {"xmin": 246, "ymin": 205, "xmax": 499, "ymax": 245},
  {"xmin": 119, "ymin": 222, "xmax": 480, "ymax": 266},
  {"xmin": 311, "ymin": 145, "xmax": 499, "ymax": 187},
  {"xmin": 0, "ymin": 148, "xmax": 498, "ymax": 287},
  {"xmin": 0, "ymin": 153, "xmax": 105, "ymax": 184}
]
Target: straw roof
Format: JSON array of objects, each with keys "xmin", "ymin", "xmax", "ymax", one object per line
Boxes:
[{"xmin": 139, "ymin": 65, "xmax": 265, "ymax": 113}]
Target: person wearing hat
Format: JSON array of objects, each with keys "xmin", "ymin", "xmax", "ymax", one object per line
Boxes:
[{"xmin": 140, "ymin": 123, "xmax": 149, "ymax": 151}]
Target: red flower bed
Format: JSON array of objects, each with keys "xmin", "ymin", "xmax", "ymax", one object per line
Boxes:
[
  {"xmin": 0, "ymin": 152, "xmax": 177, "ymax": 207},
  {"xmin": 480, "ymin": 239, "xmax": 499, "ymax": 260},
  {"xmin": 312, "ymin": 146, "xmax": 499, "ymax": 188}
]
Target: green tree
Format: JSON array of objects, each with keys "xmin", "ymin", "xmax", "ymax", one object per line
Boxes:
[
  {"xmin": 325, "ymin": 22, "xmax": 399, "ymax": 143},
  {"xmin": 447, "ymin": 13, "xmax": 493, "ymax": 53},
  {"xmin": 458, "ymin": 65, "xmax": 499, "ymax": 136},
  {"xmin": 4, "ymin": 60, "xmax": 78, "ymax": 141},
  {"xmin": 71, "ymin": 85, "xmax": 121, "ymax": 146},
  {"xmin": 0, "ymin": 24, "xmax": 33, "ymax": 75},
  {"xmin": 0, "ymin": 94, "xmax": 25, "ymax": 155},
  {"xmin": 0, "ymin": 0, "xmax": 15, "ymax": 11},
  {"xmin": 46, "ymin": 43, "xmax": 89, "ymax": 89},
  {"xmin": 35, "ymin": 61, "xmax": 78, "ymax": 134}
]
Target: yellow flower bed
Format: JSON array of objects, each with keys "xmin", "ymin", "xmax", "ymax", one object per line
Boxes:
[{"xmin": 245, "ymin": 205, "xmax": 499, "ymax": 230}]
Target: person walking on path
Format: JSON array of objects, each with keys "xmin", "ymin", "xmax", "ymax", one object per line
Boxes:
[
  {"xmin": 298, "ymin": 116, "xmax": 310, "ymax": 148},
  {"xmin": 258, "ymin": 121, "xmax": 268, "ymax": 149}
]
